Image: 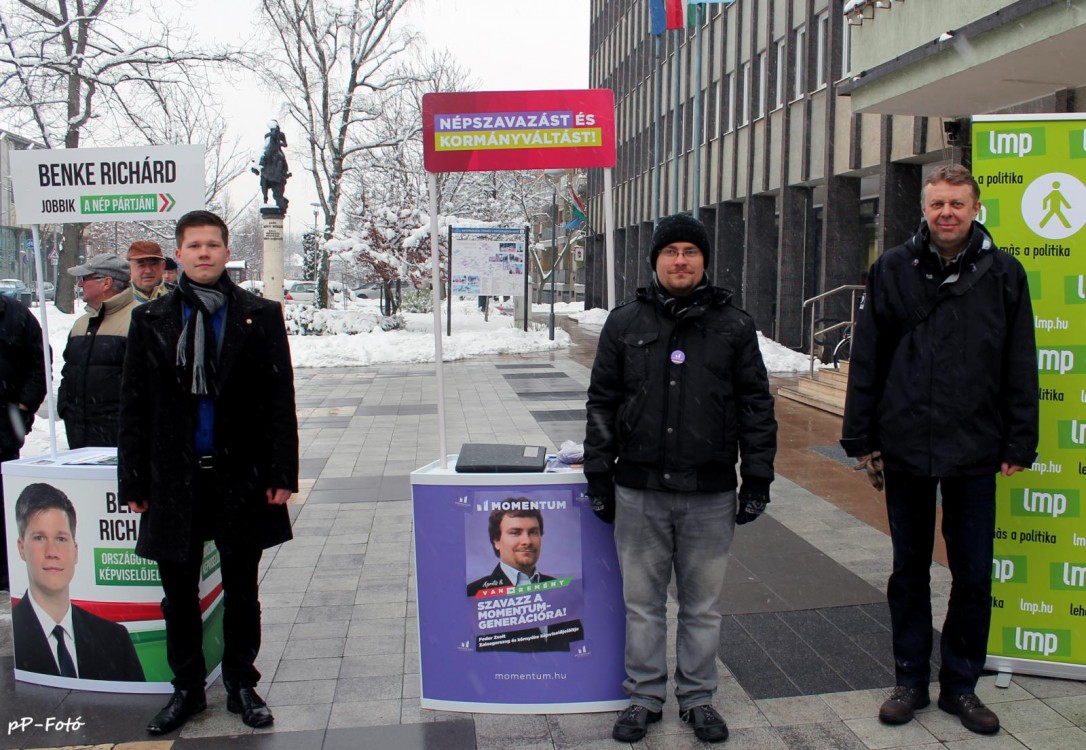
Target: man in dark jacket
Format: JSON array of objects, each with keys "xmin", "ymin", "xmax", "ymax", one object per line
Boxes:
[
  {"xmin": 57, "ymin": 254, "xmax": 137, "ymax": 448},
  {"xmin": 119, "ymin": 210, "xmax": 298, "ymax": 735},
  {"xmin": 841, "ymin": 165, "xmax": 1038, "ymax": 736},
  {"xmin": 585, "ymin": 213, "xmax": 777, "ymax": 744},
  {"xmin": 0, "ymin": 293, "xmax": 47, "ymax": 590}
]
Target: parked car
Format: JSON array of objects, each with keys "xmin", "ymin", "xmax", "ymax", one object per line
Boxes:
[
  {"xmin": 31, "ymin": 281, "xmax": 55, "ymax": 302},
  {"xmin": 351, "ymin": 281, "xmax": 384, "ymax": 299},
  {"xmin": 0, "ymin": 278, "xmax": 28, "ymax": 299},
  {"xmin": 284, "ymin": 280, "xmax": 317, "ymax": 304}
]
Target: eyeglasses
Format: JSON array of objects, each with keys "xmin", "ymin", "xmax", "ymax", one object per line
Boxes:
[
  {"xmin": 78, "ymin": 274, "xmax": 106, "ymax": 283},
  {"xmin": 659, "ymin": 247, "xmax": 702, "ymax": 259}
]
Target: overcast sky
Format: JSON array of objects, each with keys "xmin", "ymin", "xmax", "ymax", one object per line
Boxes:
[{"xmin": 184, "ymin": 0, "xmax": 590, "ymax": 222}]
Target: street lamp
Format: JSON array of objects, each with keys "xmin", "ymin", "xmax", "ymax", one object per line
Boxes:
[{"xmin": 543, "ymin": 169, "xmax": 565, "ymax": 341}]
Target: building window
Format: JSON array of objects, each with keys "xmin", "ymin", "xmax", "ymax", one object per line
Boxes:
[
  {"xmin": 740, "ymin": 61, "xmax": 750, "ymax": 125},
  {"xmin": 754, "ymin": 51, "xmax": 766, "ymax": 118},
  {"xmin": 725, "ymin": 72, "xmax": 735, "ymax": 132},
  {"xmin": 793, "ymin": 26, "xmax": 806, "ymax": 100},
  {"xmin": 773, "ymin": 39, "xmax": 785, "ymax": 110},
  {"xmin": 841, "ymin": 14, "xmax": 852, "ymax": 78},
  {"xmin": 816, "ymin": 12, "xmax": 829, "ymax": 89}
]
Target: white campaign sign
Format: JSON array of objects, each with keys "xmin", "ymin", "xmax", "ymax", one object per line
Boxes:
[{"xmin": 10, "ymin": 144, "xmax": 205, "ymax": 223}]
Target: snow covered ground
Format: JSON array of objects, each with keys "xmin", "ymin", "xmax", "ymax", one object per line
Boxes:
[{"xmin": 22, "ymin": 296, "xmax": 815, "ymax": 456}]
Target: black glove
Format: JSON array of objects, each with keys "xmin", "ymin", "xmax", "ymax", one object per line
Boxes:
[
  {"xmin": 589, "ymin": 495, "xmax": 615, "ymax": 524},
  {"xmin": 736, "ymin": 479, "xmax": 770, "ymax": 525}
]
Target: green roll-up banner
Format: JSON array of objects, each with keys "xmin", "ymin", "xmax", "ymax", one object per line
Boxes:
[{"xmin": 974, "ymin": 114, "xmax": 1086, "ymax": 680}]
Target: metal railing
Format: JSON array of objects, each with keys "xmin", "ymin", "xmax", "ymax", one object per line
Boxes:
[{"xmin": 802, "ymin": 284, "xmax": 865, "ymax": 377}]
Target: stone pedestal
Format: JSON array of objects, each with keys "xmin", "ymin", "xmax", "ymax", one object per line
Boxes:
[{"xmin": 260, "ymin": 207, "xmax": 285, "ymax": 304}]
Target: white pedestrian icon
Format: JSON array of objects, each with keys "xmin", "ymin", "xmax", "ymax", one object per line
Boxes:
[{"xmin": 1021, "ymin": 172, "xmax": 1086, "ymax": 240}]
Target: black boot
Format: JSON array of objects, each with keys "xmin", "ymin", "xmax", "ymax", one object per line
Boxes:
[
  {"xmin": 147, "ymin": 688, "xmax": 207, "ymax": 735},
  {"xmin": 227, "ymin": 686, "xmax": 274, "ymax": 728}
]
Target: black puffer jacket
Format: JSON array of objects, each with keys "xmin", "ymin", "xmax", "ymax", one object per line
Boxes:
[
  {"xmin": 841, "ymin": 221, "xmax": 1038, "ymax": 476},
  {"xmin": 584, "ymin": 286, "xmax": 777, "ymax": 498},
  {"xmin": 57, "ymin": 288, "xmax": 137, "ymax": 448},
  {"xmin": 0, "ymin": 295, "xmax": 46, "ymax": 456}
]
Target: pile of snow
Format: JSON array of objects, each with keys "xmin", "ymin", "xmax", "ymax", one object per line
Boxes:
[
  {"xmin": 21, "ymin": 296, "xmax": 815, "ymax": 457},
  {"xmin": 568, "ymin": 307, "xmax": 817, "ymax": 373}
]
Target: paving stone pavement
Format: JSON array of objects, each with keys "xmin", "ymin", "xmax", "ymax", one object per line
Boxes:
[{"xmin": 2, "ymin": 319, "xmax": 1085, "ymax": 749}]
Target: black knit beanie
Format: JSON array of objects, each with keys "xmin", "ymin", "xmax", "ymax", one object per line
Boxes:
[{"xmin": 649, "ymin": 213, "xmax": 711, "ymax": 268}]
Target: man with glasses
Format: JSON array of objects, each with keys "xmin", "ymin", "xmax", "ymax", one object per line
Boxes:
[
  {"xmin": 585, "ymin": 213, "xmax": 777, "ymax": 744},
  {"xmin": 57, "ymin": 254, "xmax": 136, "ymax": 448}
]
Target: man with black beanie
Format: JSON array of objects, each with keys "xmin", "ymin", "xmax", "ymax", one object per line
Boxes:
[
  {"xmin": 585, "ymin": 212, "xmax": 777, "ymax": 743},
  {"xmin": 119, "ymin": 210, "xmax": 298, "ymax": 735}
]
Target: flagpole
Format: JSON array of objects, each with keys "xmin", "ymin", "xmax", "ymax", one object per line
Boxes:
[
  {"xmin": 670, "ymin": 28, "xmax": 681, "ymax": 213},
  {"xmin": 692, "ymin": 6, "xmax": 704, "ymax": 221},
  {"xmin": 652, "ymin": 34, "xmax": 662, "ymax": 225}
]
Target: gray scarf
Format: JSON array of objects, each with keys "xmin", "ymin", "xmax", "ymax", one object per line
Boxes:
[{"xmin": 176, "ymin": 275, "xmax": 228, "ymax": 395}]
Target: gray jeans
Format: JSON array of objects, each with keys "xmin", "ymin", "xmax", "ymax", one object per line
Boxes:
[{"xmin": 614, "ymin": 485, "xmax": 736, "ymax": 711}]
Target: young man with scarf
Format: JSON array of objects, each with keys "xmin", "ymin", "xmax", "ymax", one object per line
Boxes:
[
  {"xmin": 119, "ymin": 210, "xmax": 298, "ymax": 735},
  {"xmin": 584, "ymin": 213, "xmax": 777, "ymax": 744}
]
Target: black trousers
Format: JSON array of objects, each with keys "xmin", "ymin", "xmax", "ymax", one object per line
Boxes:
[
  {"xmin": 884, "ymin": 471, "xmax": 996, "ymax": 695},
  {"xmin": 0, "ymin": 449, "xmax": 17, "ymax": 585},
  {"xmin": 158, "ymin": 472, "xmax": 264, "ymax": 691}
]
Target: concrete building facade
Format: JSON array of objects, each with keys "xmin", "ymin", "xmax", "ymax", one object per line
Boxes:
[{"xmin": 584, "ymin": 0, "xmax": 1086, "ymax": 349}]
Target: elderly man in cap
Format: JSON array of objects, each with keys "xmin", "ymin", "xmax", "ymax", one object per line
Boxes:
[
  {"xmin": 57, "ymin": 254, "xmax": 138, "ymax": 449},
  {"xmin": 129, "ymin": 240, "xmax": 169, "ymax": 303}
]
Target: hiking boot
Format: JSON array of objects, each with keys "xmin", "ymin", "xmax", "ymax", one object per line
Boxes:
[
  {"xmin": 680, "ymin": 704, "xmax": 729, "ymax": 743},
  {"xmin": 611, "ymin": 704, "xmax": 662, "ymax": 743},
  {"xmin": 878, "ymin": 686, "xmax": 930, "ymax": 725},
  {"xmin": 938, "ymin": 692, "xmax": 1000, "ymax": 735}
]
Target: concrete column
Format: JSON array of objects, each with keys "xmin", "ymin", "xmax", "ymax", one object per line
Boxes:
[
  {"xmin": 715, "ymin": 202, "xmax": 745, "ymax": 303},
  {"xmin": 260, "ymin": 207, "xmax": 285, "ymax": 304},
  {"xmin": 614, "ymin": 228, "xmax": 628, "ymax": 302},
  {"xmin": 743, "ymin": 195, "xmax": 778, "ymax": 337},
  {"xmin": 820, "ymin": 176, "xmax": 864, "ymax": 322},
  {"xmin": 584, "ymin": 234, "xmax": 599, "ymax": 310},
  {"xmin": 880, "ymin": 161, "xmax": 921, "ymax": 252},
  {"xmin": 776, "ymin": 186, "xmax": 812, "ymax": 348}
]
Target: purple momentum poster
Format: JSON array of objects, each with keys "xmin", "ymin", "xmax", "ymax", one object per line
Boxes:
[{"xmin": 411, "ymin": 476, "xmax": 627, "ymax": 712}]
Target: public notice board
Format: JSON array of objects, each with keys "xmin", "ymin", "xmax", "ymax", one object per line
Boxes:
[
  {"xmin": 974, "ymin": 115, "xmax": 1086, "ymax": 679},
  {"xmin": 10, "ymin": 144, "xmax": 205, "ymax": 224},
  {"xmin": 450, "ymin": 227, "xmax": 526, "ymax": 297}
]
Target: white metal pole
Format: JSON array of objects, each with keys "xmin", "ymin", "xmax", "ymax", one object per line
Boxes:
[
  {"xmin": 603, "ymin": 168, "xmax": 617, "ymax": 310},
  {"xmin": 427, "ymin": 172, "xmax": 448, "ymax": 468},
  {"xmin": 30, "ymin": 224, "xmax": 58, "ymax": 460}
]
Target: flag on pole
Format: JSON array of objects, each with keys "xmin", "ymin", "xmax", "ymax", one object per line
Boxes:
[
  {"xmin": 650, "ymin": 1, "xmax": 736, "ymax": 33},
  {"xmin": 565, "ymin": 185, "xmax": 588, "ymax": 226},
  {"xmin": 649, "ymin": 0, "xmax": 668, "ymax": 35}
]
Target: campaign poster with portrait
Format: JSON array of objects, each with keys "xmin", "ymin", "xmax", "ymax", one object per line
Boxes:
[
  {"xmin": 2, "ymin": 448, "xmax": 223, "ymax": 693},
  {"xmin": 411, "ymin": 469, "xmax": 627, "ymax": 713},
  {"xmin": 464, "ymin": 490, "xmax": 585, "ymax": 653}
]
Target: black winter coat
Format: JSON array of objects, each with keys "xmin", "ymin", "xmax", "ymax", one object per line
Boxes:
[
  {"xmin": 57, "ymin": 288, "xmax": 136, "ymax": 449},
  {"xmin": 0, "ymin": 295, "xmax": 46, "ymax": 457},
  {"xmin": 584, "ymin": 286, "xmax": 777, "ymax": 498},
  {"xmin": 841, "ymin": 221, "xmax": 1038, "ymax": 476},
  {"xmin": 117, "ymin": 282, "xmax": 298, "ymax": 563}
]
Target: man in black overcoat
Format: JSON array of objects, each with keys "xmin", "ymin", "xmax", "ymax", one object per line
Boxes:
[{"xmin": 119, "ymin": 210, "xmax": 298, "ymax": 734}]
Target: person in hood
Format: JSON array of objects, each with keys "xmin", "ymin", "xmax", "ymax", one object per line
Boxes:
[
  {"xmin": 841, "ymin": 164, "xmax": 1038, "ymax": 736},
  {"xmin": 584, "ymin": 212, "xmax": 776, "ymax": 744}
]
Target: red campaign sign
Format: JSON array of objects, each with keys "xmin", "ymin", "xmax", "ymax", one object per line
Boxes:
[{"xmin": 422, "ymin": 89, "xmax": 616, "ymax": 173}]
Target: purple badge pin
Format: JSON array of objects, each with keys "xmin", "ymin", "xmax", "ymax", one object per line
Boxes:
[{"xmin": 670, "ymin": 350, "xmax": 686, "ymax": 365}]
